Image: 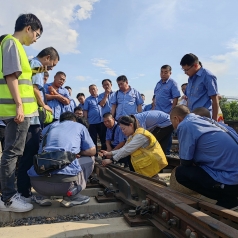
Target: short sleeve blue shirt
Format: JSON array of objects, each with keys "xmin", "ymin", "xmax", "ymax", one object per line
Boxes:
[
  {"xmin": 64, "ymin": 97, "xmax": 77, "ymax": 113},
  {"xmin": 154, "ymin": 78, "xmax": 180, "ymax": 113},
  {"xmin": 143, "ymin": 104, "xmax": 153, "ymax": 111},
  {"xmin": 106, "ymin": 121, "xmax": 126, "ymax": 147},
  {"xmin": 29, "ymin": 57, "xmax": 43, "ymax": 125},
  {"xmin": 44, "ymin": 83, "xmax": 70, "ymax": 119},
  {"xmin": 110, "ymin": 87, "xmax": 143, "ymax": 120},
  {"xmin": 28, "ymin": 120, "xmax": 95, "ymax": 177},
  {"xmin": 185, "ymin": 68, "xmax": 218, "ymax": 111},
  {"xmin": 98, "ymin": 91, "xmax": 115, "ymax": 117},
  {"xmin": 177, "ymin": 113, "xmax": 238, "ymax": 185},
  {"xmin": 83, "ymin": 95, "xmax": 102, "ymax": 124},
  {"xmin": 135, "ymin": 110, "xmax": 171, "ymax": 131}
]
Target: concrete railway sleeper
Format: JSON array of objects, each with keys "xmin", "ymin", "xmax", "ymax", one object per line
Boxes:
[{"xmin": 91, "ymin": 163, "xmax": 238, "ymax": 238}]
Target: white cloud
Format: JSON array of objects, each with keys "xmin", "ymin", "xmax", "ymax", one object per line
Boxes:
[
  {"xmin": 76, "ymin": 75, "xmax": 87, "ymax": 81},
  {"xmin": 92, "ymin": 58, "xmax": 109, "ymax": 68},
  {"xmin": 103, "ymin": 67, "xmax": 117, "ymax": 77},
  {"xmin": 138, "ymin": 73, "xmax": 145, "ymax": 77},
  {"xmin": 92, "ymin": 58, "xmax": 117, "ymax": 76},
  {"xmin": 0, "ymin": 0, "xmax": 99, "ymax": 54}
]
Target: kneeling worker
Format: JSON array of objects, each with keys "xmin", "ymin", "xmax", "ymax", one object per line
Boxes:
[
  {"xmin": 134, "ymin": 110, "xmax": 174, "ymax": 153},
  {"xmin": 28, "ymin": 112, "xmax": 96, "ymax": 207},
  {"xmin": 101, "ymin": 115, "xmax": 168, "ymax": 178},
  {"xmin": 171, "ymin": 105, "xmax": 238, "ymax": 209}
]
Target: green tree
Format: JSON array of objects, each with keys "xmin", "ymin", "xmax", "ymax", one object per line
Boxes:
[{"xmin": 220, "ymin": 97, "xmax": 238, "ymax": 120}]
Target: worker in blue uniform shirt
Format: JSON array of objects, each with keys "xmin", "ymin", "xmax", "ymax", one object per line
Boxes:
[
  {"xmin": 144, "ymin": 95, "xmax": 156, "ymax": 111},
  {"xmin": 44, "ymin": 71, "xmax": 70, "ymax": 121},
  {"xmin": 84, "ymin": 84, "xmax": 106, "ymax": 154},
  {"xmin": 28, "ymin": 112, "xmax": 96, "ymax": 207},
  {"xmin": 98, "ymin": 79, "xmax": 115, "ymax": 117},
  {"xmin": 171, "ymin": 105, "xmax": 238, "ymax": 209},
  {"xmin": 180, "ymin": 53, "xmax": 219, "ymax": 121},
  {"xmin": 65, "ymin": 86, "xmax": 77, "ymax": 113},
  {"xmin": 111, "ymin": 75, "xmax": 143, "ymax": 120},
  {"xmin": 17, "ymin": 47, "xmax": 59, "ymax": 202},
  {"xmin": 154, "ymin": 65, "xmax": 180, "ymax": 114},
  {"xmin": 134, "ymin": 110, "xmax": 173, "ymax": 153},
  {"xmin": 103, "ymin": 112, "xmax": 126, "ymax": 151}
]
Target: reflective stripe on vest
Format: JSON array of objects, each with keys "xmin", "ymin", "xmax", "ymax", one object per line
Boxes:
[
  {"xmin": 0, "ymin": 35, "xmax": 38, "ymax": 117},
  {"xmin": 0, "ymin": 78, "xmax": 33, "ymax": 86},
  {"xmin": 128, "ymin": 128, "xmax": 168, "ymax": 177}
]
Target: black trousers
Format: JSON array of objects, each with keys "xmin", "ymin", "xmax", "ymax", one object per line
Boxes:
[
  {"xmin": 17, "ymin": 125, "xmax": 42, "ymax": 197},
  {"xmin": 88, "ymin": 122, "xmax": 107, "ymax": 154},
  {"xmin": 176, "ymin": 165, "xmax": 238, "ymax": 209},
  {"xmin": 0, "ymin": 125, "xmax": 5, "ymax": 151},
  {"xmin": 151, "ymin": 125, "xmax": 174, "ymax": 153}
]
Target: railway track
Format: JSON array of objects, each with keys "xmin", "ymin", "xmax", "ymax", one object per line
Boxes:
[{"xmin": 0, "ymin": 161, "xmax": 238, "ymax": 238}]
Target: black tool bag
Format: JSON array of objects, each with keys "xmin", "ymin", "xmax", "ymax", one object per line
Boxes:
[
  {"xmin": 33, "ymin": 151, "xmax": 76, "ymax": 176},
  {"xmin": 33, "ymin": 125, "xmax": 76, "ymax": 176}
]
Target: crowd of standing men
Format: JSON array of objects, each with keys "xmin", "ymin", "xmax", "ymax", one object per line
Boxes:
[{"xmin": 1, "ymin": 12, "xmax": 238, "ymax": 214}]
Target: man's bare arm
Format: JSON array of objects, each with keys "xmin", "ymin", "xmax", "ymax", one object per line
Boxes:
[
  {"xmin": 211, "ymin": 95, "xmax": 219, "ymax": 121},
  {"xmin": 111, "ymin": 104, "xmax": 116, "ymax": 118},
  {"xmin": 80, "ymin": 146, "xmax": 96, "ymax": 156},
  {"xmin": 137, "ymin": 104, "xmax": 142, "ymax": 113},
  {"xmin": 106, "ymin": 140, "xmax": 112, "ymax": 151},
  {"xmin": 33, "ymin": 85, "xmax": 52, "ymax": 113},
  {"xmin": 45, "ymin": 93, "xmax": 70, "ymax": 105},
  {"xmin": 83, "ymin": 110, "xmax": 88, "ymax": 119},
  {"xmin": 172, "ymin": 98, "xmax": 179, "ymax": 109},
  {"xmin": 99, "ymin": 92, "xmax": 109, "ymax": 107},
  {"xmin": 112, "ymin": 141, "xmax": 125, "ymax": 151}
]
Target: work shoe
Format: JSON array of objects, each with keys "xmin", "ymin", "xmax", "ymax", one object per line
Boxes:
[
  {"xmin": 0, "ymin": 193, "xmax": 33, "ymax": 212},
  {"xmin": 60, "ymin": 193, "xmax": 90, "ymax": 207},
  {"xmin": 33, "ymin": 196, "xmax": 52, "ymax": 206},
  {"xmin": 20, "ymin": 195, "xmax": 33, "ymax": 204}
]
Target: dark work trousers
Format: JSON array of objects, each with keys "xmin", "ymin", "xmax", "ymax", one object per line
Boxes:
[
  {"xmin": 88, "ymin": 122, "xmax": 107, "ymax": 155},
  {"xmin": 176, "ymin": 165, "xmax": 238, "ymax": 209},
  {"xmin": 1, "ymin": 118, "xmax": 30, "ymax": 202},
  {"xmin": 151, "ymin": 125, "xmax": 174, "ymax": 154},
  {"xmin": 0, "ymin": 125, "xmax": 5, "ymax": 151},
  {"xmin": 17, "ymin": 125, "xmax": 42, "ymax": 198}
]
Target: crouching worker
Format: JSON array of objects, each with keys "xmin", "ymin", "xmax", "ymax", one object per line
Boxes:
[
  {"xmin": 101, "ymin": 115, "xmax": 168, "ymax": 178},
  {"xmin": 27, "ymin": 112, "xmax": 96, "ymax": 207},
  {"xmin": 171, "ymin": 105, "xmax": 238, "ymax": 209}
]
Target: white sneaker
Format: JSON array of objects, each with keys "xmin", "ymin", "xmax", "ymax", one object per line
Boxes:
[
  {"xmin": 20, "ymin": 195, "xmax": 32, "ymax": 204},
  {"xmin": 0, "ymin": 193, "xmax": 33, "ymax": 212}
]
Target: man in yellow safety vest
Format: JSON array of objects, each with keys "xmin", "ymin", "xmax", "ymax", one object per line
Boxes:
[{"xmin": 0, "ymin": 14, "xmax": 43, "ymax": 212}]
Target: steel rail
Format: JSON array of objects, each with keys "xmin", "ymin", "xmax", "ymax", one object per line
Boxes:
[{"xmin": 94, "ymin": 164, "xmax": 238, "ymax": 238}]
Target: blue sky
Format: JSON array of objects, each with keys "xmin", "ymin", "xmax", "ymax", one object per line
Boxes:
[{"xmin": 1, "ymin": 0, "xmax": 238, "ymax": 104}]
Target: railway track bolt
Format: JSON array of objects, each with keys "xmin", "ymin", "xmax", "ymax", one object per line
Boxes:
[
  {"xmin": 162, "ymin": 210, "xmax": 169, "ymax": 220},
  {"xmin": 90, "ymin": 174, "xmax": 99, "ymax": 184},
  {"xmin": 185, "ymin": 228, "xmax": 192, "ymax": 237},
  {"xmin": 167, "ymin": 218, "xmax": 177, "ymax": 227},
  {"xmin": 128, "ymin": 210, "xmax": 136, "ymax": 217},
  {"xmin": 142, "ymin": 200, "xmax": 148, "ymax": 207},
  {"xmin": 98, "ymin": 191, "xmax": 104, "ymax": 196},
  {"xmin": 190, "ymin": 232, "xmax": 198, "ymax": 238}
]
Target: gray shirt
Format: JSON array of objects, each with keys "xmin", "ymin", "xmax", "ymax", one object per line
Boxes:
[{"xmin": 2, "ymin": 39, "xmax": 22, "ymax": 78}]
